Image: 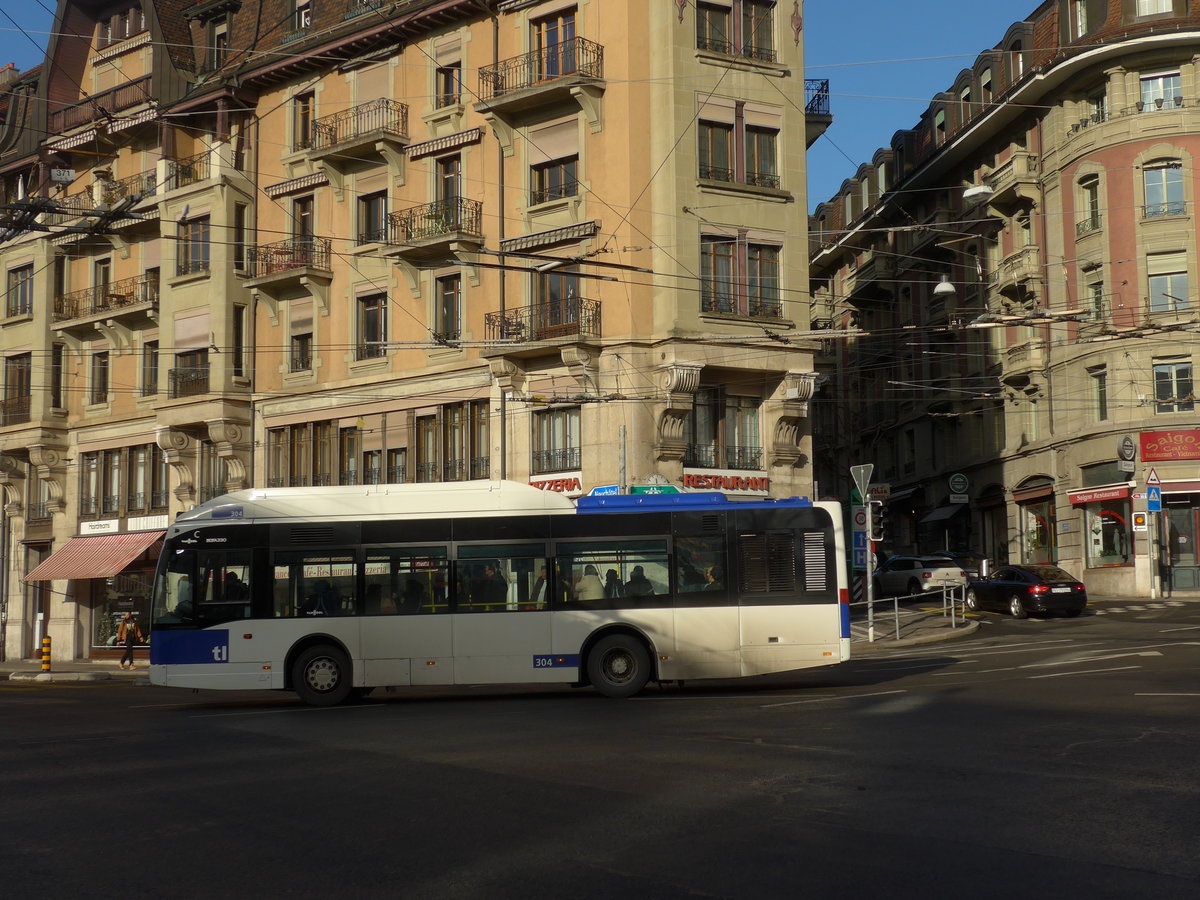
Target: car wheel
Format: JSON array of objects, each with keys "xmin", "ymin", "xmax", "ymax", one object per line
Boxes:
[
  {"xmin": 1008, "ymin": 595, "xmax": 1028, "ymax": 619},
  {"xmin": 965, "ymin": 589, "xmax": 980, "ymax": 611},
  {"xmin": 587, "ymin": 634, "xmax": 651, "ymax": 698},
  {"xmin": 907, "ymin": 578, "xmax": 922, "ymax": 597},
  {"xmin": 292, "ymin": 644, "xmax": 352, "ymax": 707}
]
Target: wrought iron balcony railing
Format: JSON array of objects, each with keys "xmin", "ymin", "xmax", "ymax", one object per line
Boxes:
[
  {"xmin": 1144, "ymin": 201, "xmax": 1187, "ymax": 219},
  {"xmin": 163, "ymin": 151, "xmax": 210, "ymax": 191},
  {"xmin": 684, "ymin": 443, "xmax": 762, "ymax": 470},
  {"xmin": 48, "ymin": 76, "xmax": 152, "ymax": 133},
  {"xmin": 311, "ymin": 98, "xmax": 409, "ymax": 150},
  {"xmin": 53, "ymin": 271, "xmax": 160, "ymax": 322},
  {"xmin": 388, "ymin": 197, "xmax": 482, "ymax": 243},
  {"xmin": 701, "ymin": 287, "xmax": 782, "ymax": 319},
  {"xmin": 0, "ymin": 395, "xmax": 30, "ymax": 426},
  {"xmin": 805, "ymin": 79, "xmax": 831, "ymax": 117},
  {"xmin": 1076, "ymin": 213, "xmax": 1102, "ymax": 237},
  {"xmin": 532, "ymin": 446, "xmax": 581, "ymax": 474},
  {"xmin": 97, "ymin": 169, "xmax": 157, "ymax": 206},
  {"xmin": 479, "ymin": 37, "xmax": 604, "ymax": 100},
  {"xmin": 246, "ymin": 238, "xmax": 331, "ymax": 278},
  {"xmin": 485, "ymin": 297, "xmax": 601, "ymax": 342},
  {"xmin": 290, "ymin": 352, "xmax": 312, "ymax": 372},
  {"xmin": 529, "ymin": 181, "xmax": 578, "ymax": 205},
  {"xmin": 167, "ymin": 366, "xmax": 209, "ymax": 399},
  {"xmin": 744, "ymin": 170, "xmax": 781, "ymax": 189}
]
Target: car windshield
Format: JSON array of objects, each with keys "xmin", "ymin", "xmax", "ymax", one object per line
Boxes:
[
  {"xmin": 1026, "ymin": 566, "xmax": 1076, "ymax": 583},
  {"xmin": 919, "ymin": 558, "xmax": 958, "ymax": 568}
]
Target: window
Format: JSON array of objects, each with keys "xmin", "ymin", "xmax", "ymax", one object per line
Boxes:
[
  {"xmin": 357, "ymin": 192, "xmax": 388, "ymax": 244},
  {"xmin": 291, "ymin": 332, "xmax": 312, "ymax": 372},
  {"xmin": 534, "ymin": 271, "xmax": 581, "ymax": 338},
  {"xmin": 232, "ymin": 305, "xmax": 247, "ymax": 377},
  {"xmin": 178, "ymin": 217, "xmax": 211, "ymax": 275},
  {"xmin": 232, "ymin": 203, "xmax": 247, "ymax": 270},
  {"xmin": 1078, "ymin": 175, "xmax": 1101, "ymax": 233},
  {"xmin": 1085, "ymin": 497, "xmax": 1133, "ymax": 567},
  {"xmin": 1088, "ymin": 281, "xmax": 1106, "ymax": 319},
  {"xmin": 532, "ymin": 9, "xmax": 576, "ymax": 80},
  {"xmin": 555, "ymin": 540, "xmax": 670, "ymax": 608},
  {"xmin": 1010, "ymin": 41, "xmax": 1024, "ymax": 80},
  {"xmin": 363, "ymin": 547, "xmax": 450, "ymax": 615},
  {"xmin": 700, "ymin": 234, "xmax": 782, "ymax": 318},
  {"xmin": 699, "ymin": 107, "xmax": 779, "ymax": 189},
  {"xmin": 696, "ymin": 3, "xmax": 732, "ymax": 53},
  {"xmin": 1089, "ymin": 90, "xmax": 1108, "ymax": 123},
  {"xmin": 387, "ymin": 447, "xmax": 407, "ymax": 483},
  {"xmin": 1089, "ymin": 365, "xmax": 1108, "ymax": 421},
  {"xmin": 696, "ymin": 1, "xmax": 774, "ymax": 61},
  {"xmin": 530, "ymin": 156, "xmax": 578, "ymax": 205},
  {"xmin": 5, "ymin": 264, "xmax": 33, "ymax": 317},
  {"xmin": 685, "ymin": 387, "xmax": 762, "ymax": 470},
  {"xmin": 741, "ymin": 0, "xmax": 775, "ymax": 62},
  {"xmin": 1072, "ymin": 0, "xmax": 1089, "ymax": 37},
  {"xmin": 50, "ymin": 344, "xmax": 64, "ymax": 409},
  {"xmin": 1136, "ymin": 0, "xmax": 1173, "ymax": 15},
  {"xmin": 745, "ymin": 126, "xmax": 778, "ymax": 188},
  {"xmin": 171, "ymin": 349, "xmax": 209, "ymax": 398},
  {"xmin": 698, "ymin": 121, "xmax": 733, "ymax": 182},
  {"xmin": 293, "ymin": 0, "xmax": 312, "ymax": 33},
  {"xmin": 357, "ymin": 294, "xmax": 387, "ymax": 359},
  {"xmin": 934, "ymin": 109, "xmax": 946, "ymax": 146},
  {"xmin": 1148, "ymin": 253, "xmax": 1188, "ymax": 313},
  {"xmin": 436, "ymin": 155, "xmax": 461, "ymax": 202},
  {"xmin": 1153, "ymin": 357, "xmax": 1194, "ymax": 413},
  {"xmin": 1140, "ymin": 71, "xmax": 1181, "ymax": 111},
  {"xmin": 435, "ymin": 274, "xmax": 460, "ymax": 342},
  {"xmin": 293, "ymin": 196, "xmax": 314, "ymax": 241},
  {"xmin": 128, "ymin": 445, "xmax": 149, "ymax": 511},
  {"xmin": 102, "ymin": 450, "xmax": 121, "ymax": 514},
  {"xmin": 142, "ymin": 340, "xmax": 158, "ymax": 396},
  {"xmin": 533, "ymin": 406, "xmax": 580, "ymax": 473},
  {"xmin": 294, "ymin": 92, "xmax": 314, "ymax": 151},
  {"xmin": 339, "ymin": 427, "xmax": 360, "ymax": 485},
  {"xmin": 980, "ymin": 68, "xmax": 993, "ymax": 104},
  {"xmin": 435, "ymin": 63, "xmax": 461, "ymax": 108},
  {"xmin": 90, "ymin": 350, "xmax": 110, "ymax": 405},
  {"xmin": 208, "ymin": 19, "xmax": 230, "ymax": 69},
  {"xmin": 1143, "ymin": 160, "xmax": 1184, "ymax": 217},
  {"xmin": 2, "ymin": 353, "xmax": 31, "ymax": 425}
]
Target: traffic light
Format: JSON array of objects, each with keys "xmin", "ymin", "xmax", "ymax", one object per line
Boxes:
[{"xmin": 868, "ymin": 499, "xmax": 885, "ymax": 541}]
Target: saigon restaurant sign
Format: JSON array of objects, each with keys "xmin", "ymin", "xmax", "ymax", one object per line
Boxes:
[{"xmin": 1141, "ymin": 429, "xmax": 1200, "ymax": 461}]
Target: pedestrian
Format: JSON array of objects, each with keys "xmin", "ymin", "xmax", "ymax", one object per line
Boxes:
[{"xmin": 117, "ymin": 612, "xmax": 143, "ymax": 670}]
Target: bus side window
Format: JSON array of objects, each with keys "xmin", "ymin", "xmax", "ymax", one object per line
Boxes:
[
  {"xmin": 675, "ymin": 535, "xmax": 726, "ymax": 596},
  {"xmin": 273, "ymin": 552, "xmax": 355, "ymax": 617},
  {"xmin": 365, "ymin": 547, "xmax": 449, "ymax": 615},
  {"xmin": 455, "ymin": 544, "xmax": 547, "ymax": 613}
]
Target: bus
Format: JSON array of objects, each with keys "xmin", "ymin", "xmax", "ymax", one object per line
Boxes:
[{"xmin": 149, "ymin": 481, "xmax": 849, "ymax": 705}]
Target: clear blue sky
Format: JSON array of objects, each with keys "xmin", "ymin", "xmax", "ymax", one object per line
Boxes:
[
  {"xmin": 804, "ymin": 0, "xmax": 1041, "ymax": 209},
  {"xmin": 3, "ymin": 1, "xmax": 1041, "ymax": 209}
]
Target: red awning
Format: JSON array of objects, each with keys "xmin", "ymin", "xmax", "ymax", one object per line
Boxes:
[{"xmin": 23, "ymin": 531, "xmax": 164, "ymax": 582}]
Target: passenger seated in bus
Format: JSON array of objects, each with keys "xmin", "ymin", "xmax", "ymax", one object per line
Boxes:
[
  {"xmin": 677, "ymin": 562, "xmax": 705, "ymax": 592},
  {"xmin": 704, "ymin": 565, "xmax": 724, "ymax": 591},
  {"xmin": 624, "ymin": 565, "xmax": 654, "ymax": 597},
  {"xmin": 400, "ymin": 579, "xmax": 426, "ymax": 614},
  {"xmin": 303, "ymin": 580, "xmax": 337, "ymax": 616},
  {"xmin": 575, "ymin": 564, "xmax": 604, "ymax": 602},
  {"xmin": 603, "ymin": 569, "xmax": 624, "ymax": 599},
  {"xmin": 223, "ymin": 571, "xmax": 248, "ymax": 603}
]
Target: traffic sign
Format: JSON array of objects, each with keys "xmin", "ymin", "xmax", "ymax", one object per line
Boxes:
[
  {"xmin": 1146, "ymin": 468, "xmax": 1161, "ymax": 486},
  {"xmin": 1148, "ymin": 485, "xmax": 1162, "ymax": 512},
  {"xmin": 589, "ymin": 484, "xmax": 620, "ymax": 496},
  {"xmin": 850, "ymin": 464, "xmax": 873, "ymax": 498}
]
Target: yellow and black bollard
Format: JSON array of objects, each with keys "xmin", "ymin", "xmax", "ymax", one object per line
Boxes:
[{"xmin": 41, "ymin": 635, "xmax": 52, "ymax": 672}]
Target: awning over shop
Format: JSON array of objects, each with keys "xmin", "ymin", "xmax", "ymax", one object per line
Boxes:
[
  {"xmin": 920, "ymin": 504, "xmax": 966, "ymax": 525},
  {"xmin": 23, "ymin": 531, "xmax": 164, "ymax": 582}
]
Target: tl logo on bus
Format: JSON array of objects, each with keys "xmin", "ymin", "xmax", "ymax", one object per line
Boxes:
[{"xmin": 151, "ymin": 630, "xmax": 231, "ymax": 665}]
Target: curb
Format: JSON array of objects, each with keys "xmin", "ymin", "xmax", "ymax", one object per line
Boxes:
[
  {"xmin": 7, "ymin": 671, "xmax": 114, "ymax": 683},
  {"xmin": 851, "ymin": 619, "xmax": 981, "ymax": 652}
]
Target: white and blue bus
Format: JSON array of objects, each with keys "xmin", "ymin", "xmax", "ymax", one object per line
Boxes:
[{"xmin": 149, "ymin": 481, "xmax": 849, "ymax": 705}]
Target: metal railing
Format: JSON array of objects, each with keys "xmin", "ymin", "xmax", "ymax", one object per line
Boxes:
[
  {"xmin": 698, "ymin": 164, "xmax": 735, "ymax": 183},
  {"xmin": 343, "ymin": 0, "xmax": 384, "ymax": 20},
  {"xmin": 1, "ymin": 395, "xmax": 30, "ymax": 426},
  {"xmin": 27, "ymin": 502, "xmax": 52, "ymax": 522},
  {"xmin": 290, "ymin": 352, "xmax": 312, "ymax": 372},
  {"xmin": 850, "ymin": 584, "xmax": 968, "ymax": 643},
  {"xmin": 529, "ymin": 181, "xmax": 578, "ymax": 205},
  {"xmin": 53, "ymin": 271, "xmax": 160, "ymax": 321},
  {"xmin": 312, "ymin": 98, "xmax": 408, "ymax": 150},
  {"xmin": 356, "ymin": 342, "xmax": 387, "ymax": 361},
  {"xmin": 48, "ymin": 76, "xmax": 152, "ymax": 132},
  {"xmin": 484, "ymin": 297, "xmax": 601, "ymax": 342},
  {"xmin": 745, "ymin": 170, "xmax": 781, "ymax": 189},
  {"xmin": 1144, "ymin": 200, "xmax": 1187, "ymax": 219},
  {"xmin": 1075, "ymin": 213, "xmax": 1102, "ymax": 237},
  {"xmin": 163, "ymin": 152, "xmax": 210, "ymax": 191},
  {"xmin": 98, "ymin": 169, "xmax": 157, "ymax": 206},
  {"xmin": 479, "ymin": 37, "xmax": 604, "ymax": 99},
  {"xmin": 246, "ymin": 238, "xmax": 331, "ymax": 278},
  {"xmin": 805, "ymin": 79, "xmax": 831, "ymax": 116},
  {"xmin": 167, "ymin": 367, "xmax": 209, "ymax": 398},
  {"xmin": 388, "ymin": 197, "xmax": 482, "ymax": 243},
  {"xmin": 684, "ymin": 443, "xmax": 762, "ymax": 470},
  {"xmin": 470, "ymin": 456, "xmax": 489, "ymax": 480},
  {"xmin": 532, "ymin": 447, "xmax": 581, "ymax": 474}
]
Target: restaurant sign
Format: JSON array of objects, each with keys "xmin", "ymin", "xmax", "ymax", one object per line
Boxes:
[{"xmin": 1140, "ymin": 429, "xmax": 1200, "ymax": 461}]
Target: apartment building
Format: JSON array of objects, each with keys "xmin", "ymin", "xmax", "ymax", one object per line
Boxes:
[
  {"xmin": 810, "ymin": 0, "xmax": 1200, "ymax": 598},
  {"xmin": 0, "ymin": 0, "xmax": 829, "ymax": 660}
]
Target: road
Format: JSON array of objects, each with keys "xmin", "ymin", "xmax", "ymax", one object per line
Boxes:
[{"xmin": 2, "ymin": 598, "xmax": 1198, "ymax": 899}]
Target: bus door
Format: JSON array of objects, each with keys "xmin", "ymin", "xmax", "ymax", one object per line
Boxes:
[
  {"xmin": 360, "ymin": 547, "xmax": 453, "ymax": 686},
  {"xmin": 668, "ymin": 528, "xmax": 737, "ymax": 680},
  {"xmin": 451, "ymin": 543, "xmax": 550, "ymax": 684}
]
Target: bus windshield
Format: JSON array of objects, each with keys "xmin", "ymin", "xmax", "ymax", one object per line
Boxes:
[{"xmin": 153, "ymin": 547, "xmax": 252, "ymax": 627}]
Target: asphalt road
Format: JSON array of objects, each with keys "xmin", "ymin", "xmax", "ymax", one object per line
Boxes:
[{"xmin": 2, "ymin": 598, "xmax": 1198, "ymax": 899}]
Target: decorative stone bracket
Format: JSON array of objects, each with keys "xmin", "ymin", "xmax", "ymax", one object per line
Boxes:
[
  {"xmin": 769, "ymin": 371, "xmax": 817, "ymax": 470},
  {"xmin": 560, "ymin": 345, "xmax": 599, "ymax": 395},
  {"xmin": 489, "ymin": 358, "xmax": 527, "ymax": 398},
  {"xmin": 157, "ymin": 426, "xmax": 195, "ymax": 506},
  {"xmin": 207, "ymin": 419, "xmax": 248, "ymax": 492},
  {"xmin": 654, "ymin": 362, "xmax": 702, "ymax": 462}
]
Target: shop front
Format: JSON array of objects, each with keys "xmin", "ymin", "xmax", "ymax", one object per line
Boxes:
[
  {"xmin": 1142, "ymin": 429, "xmax": 1200, "ymax": 592},
  {"xmin": 1013, "ymin": 478, "xmax": 1056, "ymax": 565},
  {"xmin": 1069, "ymin": 485, "xmax": 1134, "ymax": 569},
  {"xmin": 23, "ymin": 529, "xmax": 163, "ymax": 661}
]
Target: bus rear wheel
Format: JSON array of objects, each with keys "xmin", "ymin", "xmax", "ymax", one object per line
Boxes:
[
  {"xmin": 587, "ymin": 635, "xmax": 651, "ymax": 698},
  {"xmin": 292, "ymin": 644, "xmax": 352, "ymax": 707}
]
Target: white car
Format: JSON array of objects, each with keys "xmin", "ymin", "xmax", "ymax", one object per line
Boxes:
[{"xmin": 873, "ymin": 556, "xmax": 967, "ymax": 597}]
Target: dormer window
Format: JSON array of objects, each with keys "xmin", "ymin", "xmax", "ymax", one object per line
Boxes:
[{"xmin": 96, "ymin": 5, "xmax": 144, "ymax": 49}]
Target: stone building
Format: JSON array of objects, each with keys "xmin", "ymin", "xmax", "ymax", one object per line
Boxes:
[
  {"xmin": 810, "ymin": 0, "xmax": 1200, "ymax": 597},
  {"xmin": 0, "ymin": 0, "xmax": 828, "ymax": 660}
]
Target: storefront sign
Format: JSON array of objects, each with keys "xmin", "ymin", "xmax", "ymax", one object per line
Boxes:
[
  {"xmin": 682, "ymin": 472, "xmax": 771, "ymax": 494},
  {"xmin": 948, "ymin": 472, "xmax": 970, "ymax": 494},
  {"xmin": 80, "ymin": 519, "xmax": 119, "ymax": 535},
  {"xmin": 1068, "ymin": 486, "xmax": 1130, "ymax": 506},
  {"xmin": 1118, "ymin": 434, "xmax": 1137, "ymax": 461},
  {"xmin": 127, "ymin": 514, "xmax": 169, "ymax": 531},
  {"xmin": 1141, "ymin": 429, "xmax": 1200, "ymax": 461},
  {"xmin": 529, "ymin": 473, "xmax": 583, "ymax": 496}
]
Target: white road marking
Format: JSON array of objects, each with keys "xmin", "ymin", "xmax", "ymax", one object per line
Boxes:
[
  {"xmin": 190, "ymin": 704, "xmax": 384, "ymax": 718},
  {"xmin": 1027, "ymin": 665, "xmax": 1141, "ymax": 679},
  {"xmin": 760, "ymin": 689, "xmax": 906, "ymax": 709},
  {"xmin": 1135, "ymin": 692, "xmax": 1200, "ymax": 697}
]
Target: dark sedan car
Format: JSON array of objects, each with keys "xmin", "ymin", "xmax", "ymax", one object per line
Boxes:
[{"xmin": 966, "ymin": 565, "xmax": 1088, "ymax": 618}]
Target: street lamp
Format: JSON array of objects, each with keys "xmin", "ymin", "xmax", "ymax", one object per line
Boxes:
[{"xmin": 933, "ymin": 275, "xmax": 957, "ymax": 298}]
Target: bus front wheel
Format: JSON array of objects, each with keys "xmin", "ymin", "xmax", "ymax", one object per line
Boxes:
[
  {"xmin": 587, "ymin": 635, "xmax": 651, "ymax": 698},
  {"xmin": 292, "ymin": 644, "xmax": 352, "ymax": 707}
]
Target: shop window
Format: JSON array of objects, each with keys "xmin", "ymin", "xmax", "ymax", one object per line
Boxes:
[
  {"xmin": 1020, "ymin": 499, "xmax": 1056, "ymax": 565},
  {"xmin": 1085, "ymin": 499, "xmax": 1133, "ymax": 567}
]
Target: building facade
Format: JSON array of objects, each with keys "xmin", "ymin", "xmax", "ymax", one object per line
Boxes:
[
  {"xmin": 810, "ymin": 0, "xmax": 1200, "ymax": 598},
  {"xmin": 0, "ymin": 0, "xmax": 829, "ymax": 660}
]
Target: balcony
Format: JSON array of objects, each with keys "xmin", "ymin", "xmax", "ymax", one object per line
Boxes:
[
  {"xmin": 684, "ymin": 444, "xmax": 763, "ymax": 471},
  {"xmin": 244, "ymin": 238, "xmax": 333, "ymax": 308},
  {"xmin": 1003, "ymin": 341, "xmax": 1047, "ymax": 385},
  {"xmin": 97, "ymin": 169, "xmax": 157, "ymax": 208},
  {"xmin": 476, "ymin": 38, "xmax": 604, "ymax": 119},
  {"xmin": 700, "ymin": 289, "xmax": 784, "ymax": 320},
  {"xmin": 532, "ymin": 446, "xmax": 581, "ymax": 475},
  {"xmin": 1144, "ymin": 200, "xmax": 1187, "ymax": 220},
  {"xmin": 161, "ymin": 151, "xmax": 211, "ymax": 192},
  {"xmin": 985, "ymin": 151, "xmax": 1040, "ymax": 215},
  {"xmin": 1, "ymin": 395, "xmax": 30, "ymax": 426},
  {"xmin": 52, "ymin": 271, "xmax": 160, "ymax": 333},
  {"xmin": 384, "ymin": 197, "xmax": 483, "ymax": 260},
  {"xmin": 48, "ymin": 76, "xmax": 152, "ymax": 133},
  {"xmin": 845, "ymin": 254, "xmax": 897, "ymax": 301},
  {"xmin": 1075, "ymin": 213, "xmax": 1102, "ymax": 237},
  {"xmin": 484, "ymin": 297, "xmax": 601, "ymax": 350},
  {"xmin": 992, "ymin": 246, "xmax": 1042, "ymax": 297},
  {"xmin": 167, "ymin": 367, "xmax": 209, "ymax": 399},
  {"xmin": 308, "ymin": 99, "xmax": 409, "ymax": 168},
  {"xmin": 805, "ymin": 79, "xmax": 833, "ymax": 148}
]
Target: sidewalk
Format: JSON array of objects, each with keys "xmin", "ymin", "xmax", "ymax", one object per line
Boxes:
[
  {"xmin": 849, "ymin": 602, "xmax": 980, "ymax": 653},
  {"xmin": 2, "ymin": 658, "xmax": 149, "ymax": 684}
]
